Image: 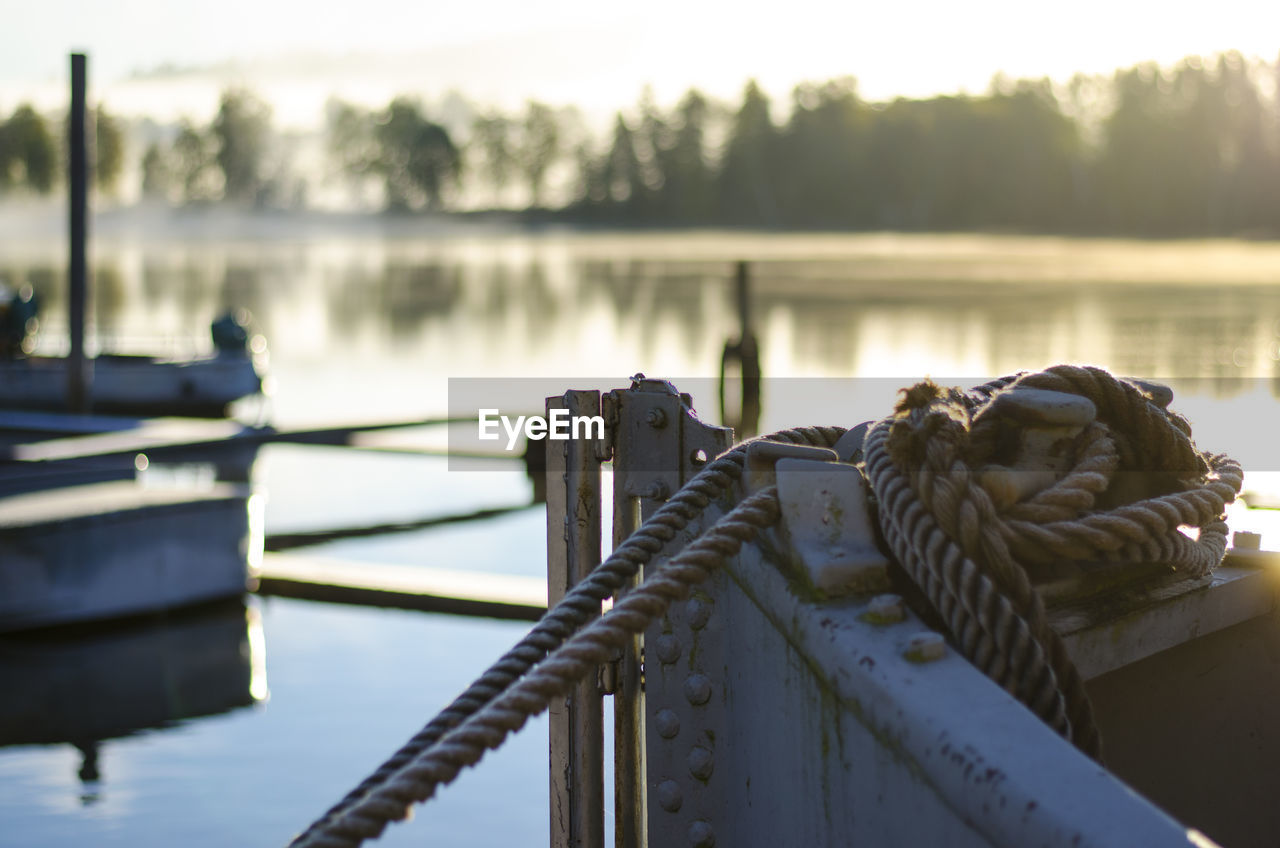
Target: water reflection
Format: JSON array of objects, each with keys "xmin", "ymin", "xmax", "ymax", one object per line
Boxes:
[
  {"xmin": 6, "ymin": 233, "xmax": 1280, "ymax": 424},
  {"xmin": 0, "ymin": 599, "xmax": 267, "ymax": 803}
]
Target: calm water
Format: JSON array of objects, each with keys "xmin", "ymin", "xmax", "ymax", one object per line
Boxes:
[{"xmin": 4, "ymin": 228, "xmax": 1280, "ymax": 846}]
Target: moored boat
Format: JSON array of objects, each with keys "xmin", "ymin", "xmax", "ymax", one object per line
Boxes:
[
  {"xmin": 0, "ymin": 475, "xmax": 263, "ymax": 634},
  {"xmin": 0, "ymin": 350, "xmax": 264, "ymax": 418},
  {"xmin": 1, "ymin": 288, "xmax": 267, "ymax": 418}
]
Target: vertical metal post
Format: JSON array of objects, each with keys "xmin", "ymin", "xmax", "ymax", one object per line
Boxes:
[
  {"xmin": 611, "ymin": 466, "xmax": 644, "ymax": 848},
  {"xmin": 547, "ymin": 390, "xmax": 605, "ymax": 848},
  {"xmin": 67, "ymin": 52, "xmax": 89, "ymax": 413}
]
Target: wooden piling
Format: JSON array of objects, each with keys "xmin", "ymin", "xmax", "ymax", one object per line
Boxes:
[{"xmin": 67, "ymin": 53, "xmax": 89, "ymax": 414}]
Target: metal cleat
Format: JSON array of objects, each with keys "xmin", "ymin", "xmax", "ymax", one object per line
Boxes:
[
  {"xmin": 743, "ymin": 440, "xmax": 838, "ymax": 495},
  {"xmin": 979, "ymin": 387, "xmax": 1097, "ymax": 508},
  {"xmin": 775, "ymin": 457, "xmax": 889, "ymax": 596}
]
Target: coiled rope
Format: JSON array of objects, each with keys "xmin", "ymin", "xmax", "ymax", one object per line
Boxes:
[
  {"xmin": 863, "ymin": 364, "xmax": 1243, "ymax": 756},
  {"xmin": 291, "ymin": 425, "xmax": 845, "ymax": 848}
]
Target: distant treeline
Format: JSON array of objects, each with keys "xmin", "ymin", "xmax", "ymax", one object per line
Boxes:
[{"xmin": 3, "ymin": 51, "xmax": 1280, "ymax": 237}]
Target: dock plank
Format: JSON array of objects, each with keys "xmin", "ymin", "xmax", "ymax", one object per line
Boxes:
[
  {"xmin": 255, "ymin": 553, "xmax": 547, "ymax": 622},
  {"xmin": 2, "ymin": 417, "xmax": 254, "ymax": 462}
]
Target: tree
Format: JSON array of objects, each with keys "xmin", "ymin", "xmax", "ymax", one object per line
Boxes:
[
  {"xmin": 94, "ymin": 106, "xmax": 125, "ymax": 195},
  {"xmin": 519, "ymin": 101, "xmax": 560, "ymax": 207},
  {"xmin": 777, "ymin": 78, "xmax": 866, "ymax": 226},
  {"xmin": 602, "ymin": 113, "xmax": 641, "ymax": 209},
  {"xmin": 139, "ymin": 142, "xmax": 171, "ymax": 199},
  {"xmin": 2, "ymin": 105, "xmax": 57, "ymax": 193},
  {"xmin": 212, "ymin": 88, "xmax": 272, "ymax": 203},
  {"xmin": 374, "ymin": 97, "xmax": 461, "ymax": 211},
  {"xmin": 326, "ymin": 99, "xmax": 377, "ymax": 178},
  {"xmin": 471, "ymin": 111, "xmax": 514, "ymax": 205},
  {"xmin": 664, "ymin": 88, "xmax": 714, "ymax": 222},
  {"xmin": 572, "ymin": 139, "xmax": 607, "ymax": 206},
  {"xmin": 325, "ymin": 98, "xmax": 379, "ymax": 205},
  {"xmin": 172, "ymin": 119, "xmax": 218, "ymax": 203},
  {"xmin": 718, "ymin": 81, "xmax": 781, "ymax": 224}
]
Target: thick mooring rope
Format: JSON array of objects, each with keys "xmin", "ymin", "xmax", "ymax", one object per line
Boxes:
[
  {"xmin": 862, "ymin": 365, "xmax": 1243, "ymax": 756},
  {"xmin": 290, "ymin": 425, "xmax": 844, "ymax": 848}
]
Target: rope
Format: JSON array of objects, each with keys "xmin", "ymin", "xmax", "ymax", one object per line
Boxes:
[
  {"xmin": 289, "ymin": 425, "xmax": 844, "ymax": 848},
  {"xmin": 862, "ymin": 364, "xmax": 1243, "ymax": 757},
  {"xmin": 293, "ymin": 486, "xmax": 784, "ymax": 848}
]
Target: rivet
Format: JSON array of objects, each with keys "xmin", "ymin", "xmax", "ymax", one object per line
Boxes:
[
  {"xmin": 687, "ymin": 745, "xmax": 714, "ymax": 781},
  {"xmin": 686, "ymin": 597, "xmax": 713, "ymax": 631},
  {"xmin": 905, "ymin": 631, "xmax": 947, "ymax": 662},
  {"xmin": 655, "ymin": 709, "xmax": 681, "ymax": 739},
  {"xmin": 644, "ymin": 480, "xmax": 671, "ymax": 500},
  {"xmin": 654, "ymin": 634, "xmax": 682, "ymax": 665},
  {"xmin": 657, "ymin": 779, "xmax": 683, "ymax": 813},
  {"xmin": 684, "ymin": 673, "xmax": 712, "ymax": 706},
  {"xmin": 647, "ymin": 408, "xmax": 668, "ymax": 429},
  {"xmin": 688, "ymin": 820, "xmax": 716, "ymax": 848},
  {"xmin": 864, "ymin": 593, "xmax": 905, "ymax": 624}
]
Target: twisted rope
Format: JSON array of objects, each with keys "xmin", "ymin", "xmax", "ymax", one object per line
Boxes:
[
  {"xmin": 290, "ymin": 425, "xmax": 844, "ymax": 848},
  {"xmin": 294, "ymin": 486, "xmax": 784, "ymax": 848},
  {"xmin": 863, "ymin": 365, "xmax": 1243, "ymax": 757}
]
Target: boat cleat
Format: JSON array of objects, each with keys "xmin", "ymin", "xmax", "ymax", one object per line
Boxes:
[{"xmin": 772, "ymin": 455, "xmax": 890, "ymax": 597}]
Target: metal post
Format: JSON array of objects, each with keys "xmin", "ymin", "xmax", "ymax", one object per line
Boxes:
[
  {"xmin": 546, "ymin": 390, "xmax": 605, "ymax": 848},
  {"xmin": 610, "ymin": 460, "xmax": 644, "ymax": 848},
  {"xmin": 67, "ymin": 53, "xmax": 89, "ymax": 413}
]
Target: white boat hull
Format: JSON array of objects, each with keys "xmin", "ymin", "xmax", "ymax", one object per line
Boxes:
[
  {"xmin": 0, "ymin": 352, "xmax": 263, "ymax": 417},
  {"xmin": 0, "ymin": 481, "xmax": 263, "ymax": 633}
]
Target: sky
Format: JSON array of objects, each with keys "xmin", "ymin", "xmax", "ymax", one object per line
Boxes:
[{"xmin": 2, "ymin": 0, "xmax": 1279, "ymax": 127}]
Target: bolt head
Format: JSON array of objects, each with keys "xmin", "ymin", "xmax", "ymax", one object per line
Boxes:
[
  {"xmin": 646, "ymin": 408, "xmax": 668, "ymax": 428},
  {"xmin": 686, "ymin": 597, "xmax": 713, "ymax": 631},
  {"xmin": 655, "ymin": 709, "xmax": 681, "ymax": 739},
  {"xmin": 687, "ymin": 745, "xmax": 714, "ymax": 781},
  {"xmin": 863, "ymin": 594, "xmax": 905, "ymax": 624},
  {"xmin": 657, "ymin": 779, "xmax": 683, "ymax": 813},
  {"xmin": 684, "ymin": 673, "xmax": 713, "ymax": 706},
  {"xmin": 644, "ymin": 480, "xmax": 671, "ymax": 500},
  {"xmin": 905, "ymin": 631, "xmax": 947, "ymax": 663},
  {"xmin": 654, "ymin": 634, "xmax": 682, "ymax": 665},
  {"xmin": 688, "ymin": 820, "xmax": 716, "ymax": 848}
]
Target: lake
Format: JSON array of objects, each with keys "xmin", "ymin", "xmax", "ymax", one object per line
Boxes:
[{"xmin": 3, "ymin": 226, "xmax": 1280, "ymax": 846}]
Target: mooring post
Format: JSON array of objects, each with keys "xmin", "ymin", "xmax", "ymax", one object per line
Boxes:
[
  {"xmin": 546, "ymin": 390, "xmax": 605, "ymax": 848},
  {"xmin": 67, "ymin": 52, "xmax": 90, "ymax": 413},
  {"xmin": 719, "ymin": 261, "xmax": 761, "ymax": 438}
]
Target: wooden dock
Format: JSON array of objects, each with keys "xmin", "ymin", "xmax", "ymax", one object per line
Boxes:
[{"xmin": 255, "ymin": 553, "xmax": 547, "ymax": 622}]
